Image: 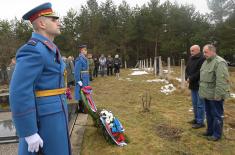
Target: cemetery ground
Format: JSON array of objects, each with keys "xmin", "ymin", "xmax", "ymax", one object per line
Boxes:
[
  {"xmin": 0, "ymin": 66, "xmax": 234, "ymax": 155},
  {"xmin": 80, "ymin": 67, "xmax": 235, "ymax": 155}
]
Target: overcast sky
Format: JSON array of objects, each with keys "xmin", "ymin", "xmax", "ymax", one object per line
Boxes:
[{"xmin": 0, "ymin": 0, "xmax": 210, "ymax": 20}]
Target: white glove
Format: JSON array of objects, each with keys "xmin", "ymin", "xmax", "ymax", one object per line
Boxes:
[
  {"xmin": 78, "ymin": 81, "xmax": 83, "ymax": 86},
  {"xmin": 25, "ymin": 133, "xmax": 43, "ymax": 153}
]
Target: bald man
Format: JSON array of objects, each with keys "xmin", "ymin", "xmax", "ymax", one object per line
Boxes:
[{"xmin": 185, "ymin": 45, "xmax": 206, "ymax": 129}]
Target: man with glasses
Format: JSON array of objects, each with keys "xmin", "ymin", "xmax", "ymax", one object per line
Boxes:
[
  {"xmin": 9, "ymin": 3, "xmax": 71, "ymax": 154},
  {"xmin": 199, "ymin": 44, "xmax": 230, "ymax": 141}
]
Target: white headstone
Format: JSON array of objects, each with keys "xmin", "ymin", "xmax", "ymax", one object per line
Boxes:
[
  {"xmin": 181, "ymin": 59, "xmax": 185, "ymax": 88},
  {"xmin": 159, "ymin": 56, "xmax": 163, "ymax": 78}
]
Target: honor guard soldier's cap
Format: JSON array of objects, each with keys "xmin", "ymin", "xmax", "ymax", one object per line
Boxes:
[
  {"xmin": 79, "ymin": 45, "xmax": 87, "ymax": 49},
  {"xmin": 22, "ymin": 2, "xmax": 59, "ymax": 23}
]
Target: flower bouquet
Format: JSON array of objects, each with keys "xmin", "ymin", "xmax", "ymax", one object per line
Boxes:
[
  {"xmin": 99, "ymin": 109, "xmax": 127, "ymax": 146},
  {"xmin": 80, "ymin": 86, "xmax": 128, "ymax": 146}
]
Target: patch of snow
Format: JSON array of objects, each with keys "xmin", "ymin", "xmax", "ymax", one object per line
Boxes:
[
  {"xmin": 146, "ymin": 79, "xmax": 169, "ymax": 84},
  {"xmin": 160, "ymin": 84, "xmax": 176, "ymax": 95},
  {"xmin": 131, "ymin": 68, "xmax": 140, "ymax": 71},
  {"xmin": 144, "ymin": 68, "xmax": 154, "ymax": 72},
  {"xmin": 163, "ymin": 70, "xmax": 169, "ymax": 73},
  {"xmin": 163, "ymin": 69, "xmax": 174, "ymax": 73},
  {"xmin": 175, "ymin": 77, "xmax": 182, "ymax": 82},
  {"xmin": 188, "ymin": 108, "xmax": 193, "ymax": 112},
  {"xmin": 129, "ymin": 71, "xmax": 149, "ymax": 75},
  {"xmin": 231, "ymin": 93, "xmax": 235, "ymax": 98},
  {"xmin": 126, "ymin": 78, "xmax": 132, "ymax": 81}
]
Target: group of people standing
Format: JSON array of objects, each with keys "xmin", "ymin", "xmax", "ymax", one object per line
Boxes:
[
  {"xmin": 7, "ymin": 2, "xmax": 231, "ymax": 155},
  {"xmin": 62, "ymin": 52, "xmax": 122, "ymax": 86},
  {"xmin": 73, "ymin": 46, "xmax": 122, "ymax": 112},
  {"xmin": 186, "ymin": 44, "xmax": 230, "ymax": 141},
  {"xmin": 89, "ymin": 53, "xmax": 122, "ymax": 79}
]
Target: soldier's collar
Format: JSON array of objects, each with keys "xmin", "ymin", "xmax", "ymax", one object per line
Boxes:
[
  {"xmin": 32, "ymin": 32, "xmax": 57, "ymax": 52},
  {"xmin": 79, "ymin": 53, "xmax": 87, "ymax": 58}
]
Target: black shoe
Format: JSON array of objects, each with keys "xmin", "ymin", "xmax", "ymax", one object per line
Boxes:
[
  {"xmin": 188, "ymin": 119, "xmax": 197, "ymax": 124},
  {"xmin": 202, "ymin": 132, "xmax": 212, "ymax": 137},
  {"xmin": 77, "ymin": 109, "xmax": 84, "ymax": 113},
  {"xmin": 207, "ymin": 136, "xmax": 220, "ymax": 141},
  {"xmin": 192, "ymin": 123, "xmax": 205, "ymax": 129}
]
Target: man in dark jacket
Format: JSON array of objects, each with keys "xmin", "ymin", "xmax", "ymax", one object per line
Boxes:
[
  {"xmin": 93, "ymin": 57, "xmax": 99, "ymax": 78},
  {"xmin": 186, "ymin": 45, "xmax": 206, "ymax": 128},
  {"xmin": 106, "ymin": 54, "xmax": 114, "ymax": 76}
]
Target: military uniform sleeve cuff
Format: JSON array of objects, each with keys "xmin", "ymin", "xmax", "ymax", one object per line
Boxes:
[{"xmin": 13, "ymin": 111, "xmax": 38, "ymax": 138}]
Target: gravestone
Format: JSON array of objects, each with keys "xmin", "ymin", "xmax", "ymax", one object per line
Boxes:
[
  {"xmin": 154, "ymin": 57, "xmax": 157, "ymax": 76},
  {"xmin": 0, "ymin": 89, "xmax": 10, "ymax": 112},
  {"xmin": 180, "ymin": 59, "xmax": 186, "ymax": 88},
  {"xmin": 0, "ymin": 119, "xmax": 18, "ymax": 144},
  {"xmin": 167, "ymin": 57, "xmax": 171, "ymax": 79},
  {"xmin": 0, "ymin": 87, "xmax": 78, "ymax": 144},
  {"xmin": 159, "ymin": 56, "xmax": 163, "ymax": 78},
  {"xmin": 146, "ymin": 59, "xmax": 149, "ymax": 69},
  {"xmin": 0, "ymin": 88, "xmax": 18, "ymax": 144}
]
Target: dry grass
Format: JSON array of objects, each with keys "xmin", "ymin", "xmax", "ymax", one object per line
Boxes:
[{"xmin": 81, "ymin": 67, "xmax": 235, "ymax": 155}]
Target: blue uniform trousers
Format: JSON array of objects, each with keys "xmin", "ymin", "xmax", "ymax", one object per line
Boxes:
[{"xmin": 205, "ymin": 99, "xmax": 224, "ymax": 138}]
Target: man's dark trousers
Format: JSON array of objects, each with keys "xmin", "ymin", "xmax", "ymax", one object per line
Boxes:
[{"xmin": 205, "ymin": 99, "xmax": 224, "ymax": 138}]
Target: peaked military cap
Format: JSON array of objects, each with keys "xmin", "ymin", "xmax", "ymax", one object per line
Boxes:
[
  {"xmin": 22, "ymin": 2, "xmax": 59, "ymax": 23},
  {"xmin": 79, "ymin": 45, "xmax": 87, "ymax": 49}
]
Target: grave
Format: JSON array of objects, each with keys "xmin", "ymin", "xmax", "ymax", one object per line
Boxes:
[{"xmin": 0, "ymin": 88, "xmax": 78, "ymax": 144}]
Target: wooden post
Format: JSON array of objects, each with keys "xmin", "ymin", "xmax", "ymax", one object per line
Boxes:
[
  {"xmin": 125, "ymin": 61, "xmax": 127, "ymax": 69},
  {"xmin": 154, "ymin": 57, "xmax": 157, "ymax": 76},
  {"xmin": 143, "ymin": 60, "xmax": 146, "ymax": 70},
  {"xmin": 159, "ymin": 56, "xmax": 163, "ymax": 78},
  {"xmin": 146, "ymin": 59, "xmax": 149, "ymax": 70},
  {"xmin": 150, "ymin": 58, "xmax": 152, "ymax": 72},
  {"xmin": 167, "ymin": 57, "xmax": 171, "ymax": 79},
  {"xmin": 181, "ymin": 59, "xmax": 185, "ymax": 88}
]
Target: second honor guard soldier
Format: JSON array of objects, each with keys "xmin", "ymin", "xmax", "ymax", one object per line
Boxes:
[
  {"xmin": 74, "ymin": 45, "xmax": 90, "ymax": 113},
  {"xmin": 9, "ymin": 3, "xmax": 71, "ymax": 155}
]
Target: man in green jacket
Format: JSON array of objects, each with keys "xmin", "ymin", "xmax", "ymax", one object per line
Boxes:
[
  {"xmin": 199, "ymin": 44, "xmax": 230, "ymax": 141},
  {"xmin": 87, "ymin": 53, "xmax": 94, "ymax": 81}
]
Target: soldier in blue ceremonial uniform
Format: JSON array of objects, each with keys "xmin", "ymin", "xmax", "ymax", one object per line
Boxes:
[
  {"xmin": 9, "ymin": 3, "xmax": 71, "ymax": 155},
  {"xmin": 74, "ymin": 45, "xmax": 90, "ymax": 113}
]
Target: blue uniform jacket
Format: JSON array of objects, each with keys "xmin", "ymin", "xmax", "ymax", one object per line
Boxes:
[
  {"xmin": 9, "ymin": 33, "xmax": 71, "ymax": 155},
  {"xmin": 74, "ymin": 54, "xmax": 90, "ymax": 100}
]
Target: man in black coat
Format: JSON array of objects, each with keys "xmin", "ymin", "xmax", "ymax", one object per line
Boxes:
[{"xmin": 186, "ymin": 45, "xmax": 206, "ymax": 128}]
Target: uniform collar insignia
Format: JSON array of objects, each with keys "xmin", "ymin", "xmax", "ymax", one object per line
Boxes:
[
  {"xmin": 27, "ymin": 39, "xmax": 38, "ymax": 46},
  {"xmin": 32, "ymin": 32, "xmax": 56, "ymax": 52},
  {"xmin": 79, "ymin": 53, "xmax": 87, "ymax": 59},
  {"xmin": 43, "ymin": 40, "xmax": 55, "ymax": 51}
]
